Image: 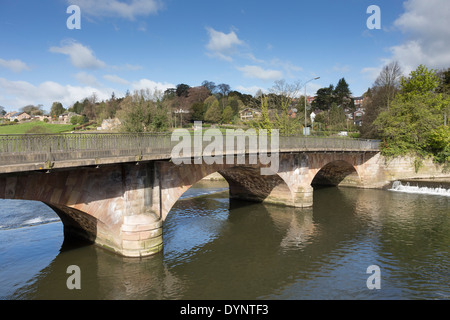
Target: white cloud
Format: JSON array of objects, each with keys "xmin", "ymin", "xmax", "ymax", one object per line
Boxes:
[
  {"xmin": 389, "ymin": 0, "xmax": 450, "ymax": 74},
  {"xmin": 0, "ymin": 78, "xmax": 112, "ymax": 110},
  {"xmin": 103, "ymin": 74, "xmax": 130, "ymax": 85},
  {"xmin": 205, "ymin": 27, "xmax": 244, "ymax": 62},
  {"xmin": 361, "ymin": 67, "xmax": 383, "ymax": 81},
  {"xmin": 0, "ymin": 58, "xmax": 30, "ymax": 73},
  {"xmin": 235, "ymin": 85, "xmax": 265, "ymax": 96},
  {"xmin": 237, "ymin": 65, "xmax": 283, "ymax": 81},
  {"xmin": 111, "ymin": 63, "xmax": 143, "ymax": 71},
  {"xmin": 131, "ymin": 79, "xmax": 175, "ymax": 93},
  {"xmin": 270, "ymin": 59, "xmax": 303, "ymax": 78},
  {"xmin": 332, "ymin": 63, "xmax": 350, "ymax": 73},
  {"xmin": 75, "ymin": 72, "xmax": 101, "ymax": 87},
  {"xmin": 67, "ymin": 0, "xmax": 163, "ymax": 20},
  {"xmin": 49, "ymin": 40, "xmax": 106, "ymax": 69}
]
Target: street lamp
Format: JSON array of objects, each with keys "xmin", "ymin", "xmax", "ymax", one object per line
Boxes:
[{"xmin": 304, "ymin": 77, "xmax": 320, "ymax": 135}]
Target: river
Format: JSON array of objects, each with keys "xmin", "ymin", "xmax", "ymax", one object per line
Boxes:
[{"xmin": 0, "ymin": 180, "xmax": 448, "ymax": 300}]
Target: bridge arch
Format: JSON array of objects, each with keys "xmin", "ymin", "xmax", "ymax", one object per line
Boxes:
[
  {"xmin": 311, "ymin": 159, "xmax": 361, "ymax": 188},
  {"xmin": 158, "ymin": 162, "xmax": 296, "ymax": 221}
]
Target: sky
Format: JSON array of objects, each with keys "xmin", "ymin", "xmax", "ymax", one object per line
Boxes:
[{"xmin": 0, "ymin": 0, "xmax": 449, "ymax": 113}]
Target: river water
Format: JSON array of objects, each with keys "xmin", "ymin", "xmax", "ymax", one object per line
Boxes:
[{"xmin": 0, "ymin": 180, "xmax": 448, "ymax": 300}]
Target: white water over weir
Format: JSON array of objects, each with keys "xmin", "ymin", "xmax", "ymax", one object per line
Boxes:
[{"xmin": 390, "ymin": 180, "xmax": 450, "ymax": 197}]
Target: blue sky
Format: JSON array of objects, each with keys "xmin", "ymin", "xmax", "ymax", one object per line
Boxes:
[{"xmin": 0, "ymin": 0, "xmax": 449, "ymax": 112}]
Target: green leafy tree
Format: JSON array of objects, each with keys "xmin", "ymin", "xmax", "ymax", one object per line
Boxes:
[
  {"xmin": 50, "ymin": 102, "xmax": 66, "ymax": 118},
  {"xmin": 191, "ymin": 102, "xmax": 205, "ymax": 122},
  {"xmin": 253, "ymin": 96, "xmax": 273, "ymax": 131},
  {"xmin": 117, "ymin": 90, "xmax": 169, "ymax": 132},
  {"xmin": 312, "ymin": 85, "xmax": 335, "ymax": 111},
  {"xmin": 176, "ymin": 84, "xmax": 190, "ymax": 97},
  {"xmin": 328, "ymin": 103, "xmax": 346, "ymax": 129},
  {"xmin": 204, "ymin": 100, "xmax": 221, "ymax": 123},
  {"xmin": 374, "ymin": 65, "xmax": 450, "ymax": 163},
  {"xmin": 221, "ymin": 106, "xmax": 234, "ymax": 124}
]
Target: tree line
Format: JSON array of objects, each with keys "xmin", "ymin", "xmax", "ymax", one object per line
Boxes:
[{"xmin": 360, "ymin": 62, "xmax": 450, "ymax": 166}]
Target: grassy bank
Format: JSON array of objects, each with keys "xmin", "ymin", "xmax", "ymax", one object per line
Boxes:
[{"xmin": 0, "ymin": 121, "xmax": 74, "ymax": 134}]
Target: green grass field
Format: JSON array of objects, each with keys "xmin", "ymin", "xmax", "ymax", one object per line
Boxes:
[{"xmin": 0, "ymin": 121, "xmax": 75, "ymax": 134}]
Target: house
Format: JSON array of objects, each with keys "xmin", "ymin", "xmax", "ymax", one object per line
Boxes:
[
  {"xmin": 35, "ymin": 115, "xmax": 52, "ymax": 122},
  {"xmin": 353, "ymin": 108, "xmax": 365, "ymax": 126},
  {"xmin": 239, "ymin": 108, "xmax": 261, "ymax": 121},
  {"xmin": 307, "ymin": 96, "xmax": 316, "ymax": 105},
  {"xmin": 353, "ymin": 96, "xmax": 365, "ymax": 108},
  {"xmin": 3, "ymin": 111, "xmax": 17, "ymax": 119},
  {"xmin": 7, "ymin": 112, "xmax": 31, "ymax": 122},
  {"xmin": 58, "ymin": 112, "xmax": 79, "ymax": 124}
]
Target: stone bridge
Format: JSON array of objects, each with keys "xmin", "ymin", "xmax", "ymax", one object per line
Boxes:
[{"xmin": 0, "ymin": 133, "xmax": 382, "ymax": 257}]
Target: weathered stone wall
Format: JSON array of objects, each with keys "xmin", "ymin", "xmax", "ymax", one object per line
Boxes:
[
  {"xmin": 0, "ymin": 162, "xmax": 162, "ymax": 257},
  {"xmin": 347, "ymin": 153, "xmax": 448, "ymax": 189}
]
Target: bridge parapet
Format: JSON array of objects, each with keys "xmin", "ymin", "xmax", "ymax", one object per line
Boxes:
[{"xmin": 0, "ymin": 133, "xmax": 380, "ymax": 173}]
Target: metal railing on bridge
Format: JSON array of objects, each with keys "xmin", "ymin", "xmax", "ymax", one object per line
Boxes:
[{"xmin": 0, "ymin": 133, "xmax": 380, "ymax": 168}]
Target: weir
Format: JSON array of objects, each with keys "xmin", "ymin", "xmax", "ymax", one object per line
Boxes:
[{"xmin": 389, "ymin": 180, "xmax": 450, "ymax": 197}]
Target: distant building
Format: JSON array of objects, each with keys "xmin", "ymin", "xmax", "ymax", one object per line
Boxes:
[
  {"xmin": 353, "ymin": 96, "xmax": 365, "ymax": 108},
  {"xmin": 307, "ymin": 96, "xmax": 316, "ymax": 105},
  {"xmin": 3, "ymin": 111, "xmax": 18, "ymax": 120},
  {"xmin": 6, "ymin": 112, "xmax": 31, "ymax": 121},
  {"xmin": 353, "ymin": 108, "xmax": 365, "ymax": 126},
  {"xmin": 58, "ymin": 112, "xmax": 79, "ymax": 124}
]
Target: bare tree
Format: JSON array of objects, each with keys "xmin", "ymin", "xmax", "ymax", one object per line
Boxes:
[
  {"xmin": 374, "ymin": 61, "xmax": 403, "ymax": 110},
  {"xmin": 270, "ymin": 79, "xmax": 302, "ymax": 135}
]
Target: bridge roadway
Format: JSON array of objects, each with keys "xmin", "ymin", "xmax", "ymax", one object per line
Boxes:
[{"xmin": 0, "ymin": 133, "xmax": 381, "ymax": 257}]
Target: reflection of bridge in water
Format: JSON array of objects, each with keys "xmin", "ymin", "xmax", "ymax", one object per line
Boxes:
[{"xmin": 0, "ymin": 133, "xmax": 382, "ymax": 257}]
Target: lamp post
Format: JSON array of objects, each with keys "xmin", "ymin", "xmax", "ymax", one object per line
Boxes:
[{"xmin": 304, "ymin": 77, "xmax": 320, "ymax": 135}]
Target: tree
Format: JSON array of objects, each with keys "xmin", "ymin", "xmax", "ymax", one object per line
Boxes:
[
  {"xmin": 328, "ymin": 103, "xmax": 346, "ymax": 129},
  {"xmin": 201, "ymin": 80, "xmax": 217, "ymax": 94},
  {"xmin": 117, "ymin": 90, "xmax": 169, "ymax": 132},
  {"xmin": 253, "ymin": 96, "xmax": 273, "ymax": 131},
  {"xmin": 360, "ymin": 62, "xmax": 403, "ymax": 139},
  {"xmin": 50, "ymin": 102, "xmax": 66, "ymax": 118},
  {"xmin": 437, "ymin": 68, "xmax": 450, "ymax": 94},
  {"xmin": 0, "ymin": 106, "xmax": 5, "ymax": 116},
  {"xmin": 191, "ymin": 102, "xmax": 205, "ymax": 122},
  {"xmin": 374, "ymin": 61, "xmax": 402, "ymax": 110},
  {"xmin": 20, "ymin": 104, "xmax": 44, "ymax": 116},
  {"xmin": 217, "ymin": 83, "xmax": 231, "ymax": 97},
  {"xmin": 312, "ymin": 85, "xmax": 335, "ymax": 111},
  {"xmin": 334, "ymin": 78, "xmax": 352, "ymax": 107},
  {"xmin": 176, "ymin": 84, "xmax": 190, "ymax": 97},
  {"xmin": 164, "ymin": 88, "xmax": 177, "ymax": 100},
  {"xmin": 217, "ymin": 83, "xmax": 231, "ymax": 111},
  {"xmin": 374, "ymin": 65, "xmax": 450, "ymax": 163},
  {"xmin": 204, "ymin": 99, "xmax": 221, "ymax": 123},
  {"xmin": 270, "ymin": 80, "xmax": 302, "ymax": 135},
  {"xmin": 69, "ymin": 101, "xmax": 84, "ymax": 114},
  {"xmin": 221, "ymin": 106, "xmax": 234, "ymax": 124}
]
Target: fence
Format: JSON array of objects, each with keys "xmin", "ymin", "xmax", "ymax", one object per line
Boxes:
[{"xmin": 0, "ymin": 133, "xmax": 380, "ymax": 166}]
